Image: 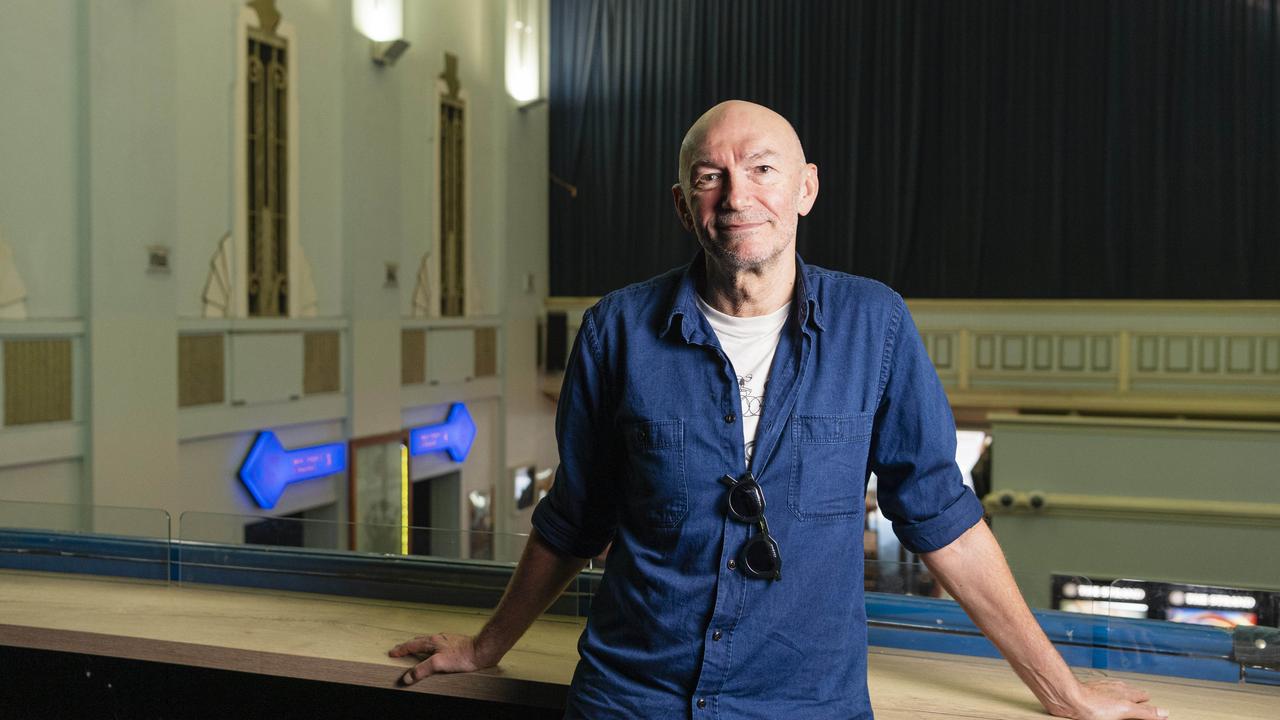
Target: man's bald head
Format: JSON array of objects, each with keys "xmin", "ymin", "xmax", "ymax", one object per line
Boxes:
[
  {"xmin": 677, "ymin": 100, "xmax": 806, "ymax": 188},
  {"xmin": 670, "ymin": 100, "xmax": 819, "ymax": 278}
]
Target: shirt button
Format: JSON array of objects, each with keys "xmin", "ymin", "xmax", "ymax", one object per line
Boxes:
[
  {"xmin": 697, "ymin": 698, "xmax": 707, "ymax": 709},
  {"xmin": 712, "ymin": 630, "xmax": 723, "ymax": 641},
  {"xmin": 724, "ymin": 413, "xmax": 736, "ymax": 424},
  {"xmin": 727, "ymin": 559, "xmax": 737, "ymax": 570}
]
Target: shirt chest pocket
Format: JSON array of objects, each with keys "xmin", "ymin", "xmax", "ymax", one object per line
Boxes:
[
  {"xmin": 788, "ymin": 413, "xmax": 873, "ymax": 521},
  {"xmin": 622, "ymin": 419, "xmax": 688, "ymax": 528}
]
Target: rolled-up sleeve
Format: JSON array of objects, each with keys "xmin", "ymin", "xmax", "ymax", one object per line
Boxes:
[
  {"xmin": 531, "ymin": 308, "xmax": 621, "ymax": 558},
  {"xmin": 870, "ymin": 297, "xmax": 984, "ymax": 554}
]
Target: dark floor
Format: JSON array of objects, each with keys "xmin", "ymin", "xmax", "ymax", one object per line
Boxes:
[{"xmin": 0, "ymin": 645, "xmax": 563, "ymax": 720}]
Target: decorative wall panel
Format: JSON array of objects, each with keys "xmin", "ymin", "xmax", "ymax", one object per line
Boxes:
[
  {"xmin": 967, "ymin": 333, "xmax": 1115, "ymax": 376},
  {"xmin": 1032, "ymin": 336, "xmax": 1053, "ymax": 370},
  {"xmin": 303, "ymin": 331, "xmax": 340, "ymax": 395},
  {"xmin": 474, "ymin": 327, "xmax": 497, "ymax": 378},
  {"xmin": 1166, "ymin": 336, "xmax": 1193, "ymax": 373},
  {"xmin": 246, "ymin": 9, "xmax": 289, "ymax": 317},
  {"xmin": 1129, "ymin": 334, "xmax": 1280, "ymax": 378},
  {"xmin": 1091, "ymin": 336, "xmax": 1112, "ymax": 372},
  {"xmin": 975, "ymin": 334, "xmax": 995, "ymax": 370},
  {"xmin": 1228, "ymin": 338, "xmax": 1255, "ymax": 374},
  {"xmin": 543, "ymin": 298, "xmax": 1280, "ymax": 416},
  {"xmin": 178, "ymin": 334, "xmax": 225, "ymax": 407},
  {"xmin": 438, "ymin": 54, "xmax": 466, "ymax": 317},
  {"xmin": 1265, "ymin": 338, "xmax": 1280, "ymax": 374},
  {"xmin": 1059, "ymin": 336, "xmax": 1085, "ymax": 371},
  {"xmin": 1001, "ymin": 336, "xmax": 1026, "ymax": 370},
  {"xmin": 1137, "ymin": 336, "xmax": 1159, "ymax": 372},
  {"xmin": 3, "ymin": 339, "xmax": 72, "ymax": 426},
  {"xmin": 402, "ymin": 329, "xmax": 425, "ymax": 386},
  {"xmin": 1200, "ymin": 337, "xmax": 1220, "ymax": 372}
]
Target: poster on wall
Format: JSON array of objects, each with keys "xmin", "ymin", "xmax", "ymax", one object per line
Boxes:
[
  {"xmin": 468, "ymin": 486, "xmax": 493, "ymax": 560},
  {"xmin": 349, "ymin": 434, "xmax": 408, "ymax": 555},
  {"xmin": 512, "ymin": 465, "xmax": 555, "ymax": 511}
]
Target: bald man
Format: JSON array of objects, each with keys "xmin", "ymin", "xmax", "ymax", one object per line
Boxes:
[{"xmin": 391, "ymin": 101, "xmax": 1166, "ymax": 720}]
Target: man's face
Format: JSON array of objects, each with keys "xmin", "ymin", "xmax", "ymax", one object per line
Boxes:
[{"xmin": 672, "ymin": 104, "xmax": 818, "ymax": 272}]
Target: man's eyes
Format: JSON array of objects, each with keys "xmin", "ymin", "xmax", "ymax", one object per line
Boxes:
[{"xmin": 693, "ymin": 166, "xmax": 776, "ymax": 187}]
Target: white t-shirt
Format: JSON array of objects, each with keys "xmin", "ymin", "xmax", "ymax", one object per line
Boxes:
[{"xmin": 695, "ymin": 294, "xmax": 791, "ymax": 466}]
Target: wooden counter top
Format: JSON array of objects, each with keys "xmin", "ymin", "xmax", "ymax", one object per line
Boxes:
[{"xmin": 1, "ymin": 570, "xmax": 1275, "ymax": 718}]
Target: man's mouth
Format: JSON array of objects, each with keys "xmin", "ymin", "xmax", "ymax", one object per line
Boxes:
[{"xmin": 716, "ymin": 221, "xmax": 766, "ymax": 232}]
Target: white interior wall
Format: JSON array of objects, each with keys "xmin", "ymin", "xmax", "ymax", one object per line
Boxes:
[
  {"xmin": 502, "ymin": 103, "xmax": 557, "ymax": 533},
  {"xmin": 0, "ymin": 0, "xmax": 555, "ymax": 533},
  {"xmin": 397, "ymin": 0, "xmax": 507, "ymax": 318},
  {"xmin": 82, "ymin": 0, "xmax": 182, "ymax": 512},
  {"xmin": 173, "ymin": 1, "xmax": 236, "ymax": 319},
  {"xmin": 0, "ymin": 0, "xmax": 80, "ymax": 319},
  {"xmin": 0, "ymin": 461, "xmax": 82, "ymax": 506},
  {"xmin": 287, "ymin": 0, "xmax": 346, "ymax": 319}
]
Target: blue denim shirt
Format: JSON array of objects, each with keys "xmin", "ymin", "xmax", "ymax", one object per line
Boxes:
[{"xmin": 533, "ymin": 253, "xmax": 984, "ymax": 719}]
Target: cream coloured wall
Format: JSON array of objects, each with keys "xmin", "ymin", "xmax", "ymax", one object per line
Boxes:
[
  {"xmin": 0, "ymin": 460, "xmax": 82, "ymax": 506},
  {"xmin": 0, "ymin": 0, "xmax": 558, "ymax": 541},
  {"xmin": 0, "ymin": 0, "xmax": 80, "ymax": 319}
]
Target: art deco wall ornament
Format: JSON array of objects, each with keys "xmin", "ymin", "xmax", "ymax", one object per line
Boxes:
[
  {"xmin": 202, "ymin": 234, "xmax": 234, "ymax": 318},
  {"xmin": 243, "ymin": 1, "xmax": 291, "ymax": 317},
  {"xmin": 293, "ymin": 251, "xmax": 318, "ymax": 317},
  {"xmin": 248, "ymin": 0, "xmax": 281, "ymax": 34},
  {"xmin": 438, "ymin": 53, "xmax": 466, "ymax": 317},
  {"xmin": 204, "ymin": 232, "xmax": 316, "ymax": 318},
  {"xmin": 412, "ymin": 252, "xmax": 431, "ymax": 318},
  {"xmin": 440, "ymin": 52, "xmax": 461, "ymax": 100},
  {"xmin": 0, "ymin": 232, "xmax": 29, "ymax": 320}
]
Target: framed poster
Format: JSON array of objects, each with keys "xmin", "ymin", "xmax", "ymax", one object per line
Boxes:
[{"xmin": 348, "ymin": 431, "xmax": 408, "ymax": 555}]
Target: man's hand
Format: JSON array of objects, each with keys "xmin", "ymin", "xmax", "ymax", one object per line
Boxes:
[
  {"xmin": 389, "ymin": 632, "xmax": 494, "ymax": 685},
  {"xmin": 386, "ymin": 529, "xmax": 589, "ymax": 688},
  {"xmin": 920, "ymin": 522, "xmax": 1169, "ymax": 719},
  {"xmin": 1052, "ymin": 678, "xmax": 1168, "ymax": 720}
]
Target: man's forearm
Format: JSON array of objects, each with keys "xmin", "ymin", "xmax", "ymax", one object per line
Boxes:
[
  {"xmin": 472, "ymin": 527, "xmax": 591, "ymax": 665},
  {"xmin": 920, "ymin": 521, "xmax": 1083, "ymax": 715}
]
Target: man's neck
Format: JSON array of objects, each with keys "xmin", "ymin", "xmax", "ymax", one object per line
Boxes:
[{"xmin": 698, "ymin": 252, "xmax": 796, "ymax": 318}]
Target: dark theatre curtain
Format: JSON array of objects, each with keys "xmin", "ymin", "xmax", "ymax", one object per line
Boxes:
[{"xmin": 549, "ymin": 0, "xmax": 1280, "ymax": 299}]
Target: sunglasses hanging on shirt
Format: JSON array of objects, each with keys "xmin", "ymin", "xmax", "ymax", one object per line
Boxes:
[{"xmin": 719, "ymin": 472, "xmax": 782, "ymax": 581}]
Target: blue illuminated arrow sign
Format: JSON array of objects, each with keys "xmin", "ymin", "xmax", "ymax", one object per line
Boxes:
[
  {"xmin": 238, "ymin": 432, "xmax": 347, "ymax": 509},
  {"xmin": 409, "ymin": 402, "xmax": 476, "ymax": 461}
]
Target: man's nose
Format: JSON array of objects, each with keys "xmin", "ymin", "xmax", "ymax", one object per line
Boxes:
[{"xmin": 718, "ymin": 173, "xmax": 752, "ymax": 211}]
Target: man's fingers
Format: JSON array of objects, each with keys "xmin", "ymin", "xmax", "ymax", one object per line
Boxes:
[
  {"xmin": 401, "ymin": 658, "xmax": 432, "ymax": 685},
  {"xmin": 1116, "ymin": 699, "xmax": 1168, "ymax": 720},
  {"xmin": 1126, "ymin": 687, "xmax": 1151, "ymax": 704},
  {"xmin": 1086, "ymin": 677, "xmax": 1153, "ymax": 705},
  {"xmin": 387, "ymin": 636, "xmax": 435, "ymax": 658},
  {"xmin": 401, "ymin": 652, "xmax": 458, "ymax": 686},
  {"xmin": 1132, "ymin": 702, "xmax": 1169, "ymax": 719},
  {"xmin": 1107, "ymin": 679, "xmax": 1149, "ymax": 704}
]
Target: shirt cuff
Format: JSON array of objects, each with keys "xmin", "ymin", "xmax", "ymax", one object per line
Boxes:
[
  {"xmin": 891, "ymin": 488, "xmax": 985, "ymax": 554},
  {"xmin": 531, "ymin": 496, "xmax": 613, "ymax": 559}
]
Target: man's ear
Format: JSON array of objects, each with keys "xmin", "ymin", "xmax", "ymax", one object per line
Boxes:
[
  {"xmin": 671, "ymin": 183, "xmax": 695, "ymax": 231},
  {"xmin": 797, "ymin": 163, "xmax": 819, "ymax": 217}
]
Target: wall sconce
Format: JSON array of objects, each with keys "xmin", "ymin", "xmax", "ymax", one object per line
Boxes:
[
  {"xmin": 505, "ymin": 0, "xmax": 544, "ymax": 107},
  {"xmin": 353, "ymin": 0, "xmax": 410, "ymax": 66}
]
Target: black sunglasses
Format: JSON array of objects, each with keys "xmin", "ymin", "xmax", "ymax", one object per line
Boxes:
[{"xmin": 719, "ymin": 472, "xmax": 782, "ymax": 581}]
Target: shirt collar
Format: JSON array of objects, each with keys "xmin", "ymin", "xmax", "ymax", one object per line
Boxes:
[{"xmin": 660, "ymin": 251, "xmax": 825, "ymax": 342}]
